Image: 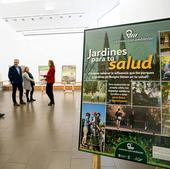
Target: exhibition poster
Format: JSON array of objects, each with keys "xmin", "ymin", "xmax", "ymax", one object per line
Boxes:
[
  {"xmin": 38, "ymin": 65, "xmax": 49, "ymax": 84},
  {"xmin": 79, "ymin": 18, "xmax": 170, "ymax": 168},
  {"xmin": 61, "ymin": 65, "xmax": 76, "ymax": 84}
]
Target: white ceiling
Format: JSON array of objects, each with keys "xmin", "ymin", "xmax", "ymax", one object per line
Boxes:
[{"xmin": 0, "ymin": 0, "xmax": 120, "ymax": 35}]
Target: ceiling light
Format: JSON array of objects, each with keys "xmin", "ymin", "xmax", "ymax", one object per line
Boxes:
[
  {"xmin": 0, "ymin": 0, "xmax": 41, "ymax": 3},
  {"xmin": 22, "ymin": 28, "xmax": 86, "ymax": 36}
]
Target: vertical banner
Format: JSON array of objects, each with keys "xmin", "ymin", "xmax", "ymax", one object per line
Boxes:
[
  {"xmin": 61, "ymin": 65, "xmax": 76, "ymax": 84},
  {"xmin": 79, "ymin": 18, "xmax": 170, "ymax": 168}
]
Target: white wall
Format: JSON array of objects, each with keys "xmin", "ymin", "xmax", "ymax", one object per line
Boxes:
[
  {"xmin": 0, "ymin": 0, "xmax": 170, "ymax": 82},
  {"xmin": 0, "ymin": 19, "xmax": 84, "ymax": 82},
  {"xmin": 97, "ymin": 2, "xmax": 120, "ymax": 27},
  {"xmin": 119, "ymin": 0, "xmax": 170, "ymax": 24},
  {"xmin": 0, "ymin": 20, "xmax": 20, "ymax": 81},
  {"xmin": 13, "ymin": 33, "xmax": 84, "ymax": 82}
]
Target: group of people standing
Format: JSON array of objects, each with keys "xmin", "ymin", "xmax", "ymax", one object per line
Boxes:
[
  {"xmin": 8, "ymin": 59, "xmax": 55, "ymax": 106},
  {"xmin": 82, "ymin": 112, "xmax": 105, "ymax": 152}
]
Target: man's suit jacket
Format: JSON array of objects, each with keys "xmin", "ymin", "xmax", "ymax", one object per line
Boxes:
[{"xmin": 8, "ymin": 65, "xmax": 23, "ymax": 84}]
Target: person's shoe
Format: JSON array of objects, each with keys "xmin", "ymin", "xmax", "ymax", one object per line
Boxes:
[
  {"xmin": 30, "ymin": 99, "xmax": 36, "ymax": 101},
  {"xmin": 27, "ymin": 100, "xmax": 31, "ymax": 102},
  {"xmin": 20, "ymin": 101, "xmax": 26, "ymax": 104},
  {"xmin": 48, "ymin": 102, "xmax": 55, "ymax": 106},
  {"xmin": 14, "ymin": 102, "xmax": 20, "ymax": 106},
  {"xmin": 0, "ymin": 113, "xmax": 5, "ymax": 118}
]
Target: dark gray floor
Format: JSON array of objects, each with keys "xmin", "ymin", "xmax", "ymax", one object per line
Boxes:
[{"xmin": 0, "ymin": 91, "xmax": 154, "ymax": 169}]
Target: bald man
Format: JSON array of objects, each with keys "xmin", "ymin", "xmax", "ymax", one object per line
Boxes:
[{"xmin": 8, "ymin": 59, "xmax": 26, "ymax": 106}]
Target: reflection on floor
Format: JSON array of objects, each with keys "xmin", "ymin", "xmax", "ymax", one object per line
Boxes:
[{"xmin": 0, "ymin": 91, "xmax": 154, "ymax": 169}]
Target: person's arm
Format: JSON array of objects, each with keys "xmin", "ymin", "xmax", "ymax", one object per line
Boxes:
[
  {"xmin": 45, "ymin": 68, "xmax": 55, "ymax": 78},
  {"xmin": 28, "ymin": 72, "xmax": 34, "ymax": 79},
  {"xmin": 8, "ymin": 67, "xmax": 13, "ymax": 83},
  {"xmin": 23, "ymin": 73, "xmax": 34, "ymax": 82}
]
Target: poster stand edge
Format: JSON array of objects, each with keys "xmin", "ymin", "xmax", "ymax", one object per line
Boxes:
[{"xmin": 92, "ymin": 154, "xmax": 101, "ymax": 169}]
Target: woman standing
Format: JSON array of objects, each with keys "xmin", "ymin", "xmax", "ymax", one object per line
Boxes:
[
  {"xmin": 23, "ymin": 67, "xmax": 35, "ymax": 102},
  {"xmin": 27, "ymin": 71, "xmax": 36, "ymax": 101},
  {"xmin": 44, "ymin": 60, "xmax": 55, "ymax": 106}
]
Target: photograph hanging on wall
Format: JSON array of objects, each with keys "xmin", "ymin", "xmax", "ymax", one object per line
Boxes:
[
  {"xmin": 79, "ymin": 18, "xmax": 170, "ymax": 168},
  {"xmin": 61, "ymin": 65, "xmax": 76, "ymax": 84}
]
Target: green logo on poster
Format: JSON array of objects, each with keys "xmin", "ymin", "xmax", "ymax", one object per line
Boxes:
[{"xmin": 115, "ymin": 141, "xmax": 147, "ymax": 163}]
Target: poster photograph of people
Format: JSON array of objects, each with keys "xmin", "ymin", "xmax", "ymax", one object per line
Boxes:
[{"xmin": 79, "ymin": 18, "xmax": 170, "ymax": 168}]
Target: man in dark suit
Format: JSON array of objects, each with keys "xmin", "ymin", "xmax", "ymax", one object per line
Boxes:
[{"xmin": 8, "ymin": 59, "xmax": 26, "ymax": 106}]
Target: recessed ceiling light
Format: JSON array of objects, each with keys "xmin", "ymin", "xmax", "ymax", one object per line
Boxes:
[{"xmin": 31, "ymin": 18, "xmax": 34, "ymax": 21}]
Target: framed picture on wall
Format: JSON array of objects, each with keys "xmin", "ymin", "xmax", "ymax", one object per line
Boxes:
[
  {"xmin": 38, "ymin": 65, "xmax": 49, "ymax": 85},
  {"xmin": 61, "ymin": 65, "xmax": 76, "ymax": 84}
]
